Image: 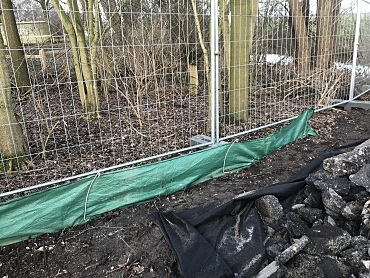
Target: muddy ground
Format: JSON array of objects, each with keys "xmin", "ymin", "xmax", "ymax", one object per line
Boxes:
[{"xmin": 1, "ymin": 107, "xmax": 370, "ymax": 278}]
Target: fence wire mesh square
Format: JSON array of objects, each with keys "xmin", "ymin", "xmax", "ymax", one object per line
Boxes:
[{"xmin": 0, "ymin": 0, "xmax": 368, "ymax": 196}]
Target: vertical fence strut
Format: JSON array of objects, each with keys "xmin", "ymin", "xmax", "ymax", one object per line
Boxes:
[
  {"xmin": 211, "ymin": 0, "xmax": 220, "ymax": 144},
  {"xmin": 349, "ymin": 0, "xmax": 362, "ymax": 101}
]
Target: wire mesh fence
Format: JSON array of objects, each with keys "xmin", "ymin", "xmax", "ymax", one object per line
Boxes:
[
  {"xmin": 219, "ymin": 0, "xmax": 361, "ymax": 140},
  {"xmin": 0, "ymin": 0, "xmax": 211, "ymax": 195},
  {"xmin": 353, "ymin": 0, "xmax": 370, "ymax": 98},
  {"xmin": 0, "ymin": 0, "xmax": 367, "ymax": 198}
]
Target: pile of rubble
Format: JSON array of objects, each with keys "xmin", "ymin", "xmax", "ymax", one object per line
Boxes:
[{"xmin": 255, "ymin": 139, "xmax": 370, "ymax": 278}]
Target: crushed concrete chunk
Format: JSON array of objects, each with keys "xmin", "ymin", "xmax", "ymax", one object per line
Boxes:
[
  {"xmin": 306, "ymin": 168, "xmax": 351, "ymax": 194},
  {"xmin": 323, "ymin": 145, "xmax": 370, "ymax": 176},
  {"xmin": 305, "ymin": 225, "xmax": 351, "ymax": 255},
  {"xmin": 342, "ymin": 201, "xmax": 363, "ymax": 221},
  {"xmin": 350, "ymin": 164, "xmax": 370, "ymax": 191},
  {"xmin": 255, "ymin": 195, "xmax": 284, "ymax": 223},
  {"xmin": 276, "ymin": 236, "xmax": 310, "ymax": 264},
  {"xmin": 296, "ymin": 207, "xmax": 325, "ymax": 224},
  {"xmin": 361, "ymin": 200, "xmax": 370, "ymax": 230},
  {"xmin": 254, "ymin": 261, "xmax": 284, "ymax": 278},
  {"xmin": 322, "ymin": 188, "xmax": 346, "ymax": 217}
]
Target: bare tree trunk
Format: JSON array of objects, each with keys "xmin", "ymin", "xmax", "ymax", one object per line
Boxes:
[
  {"xmin": 37, "ymin": 0, "xmax": 50, "ymax": 23},
  {"xmin": 229, "ymin": 0, "xmax": 258, "ymax": 124},
  {"xmin": 190, "ymin": 0, "xmax": 211, "ymax": 132},
  {"xmin": 219, "ymin": 0, "xmax": 229, "ymax": 120},
  {"xmin": 0, "ymin": 32, "xmax": 28, "ymax": 171},
  {"xmin": 288, "ymin": 0, "xmax": 311, "ymax": 75},
  {"xmin": 316, "ymin": 0, "xmax": 342, "ymax": 69},
  {"xmin": 302, "ymin": 0, "xmax": 310, "ymax": 28},
  {"xmin": 1, "ymin": 0, "xmax": 31, "ymax": 93},
  {"xmin": 219, "ymin": 0, "xmax": 230, "ymax": 74},
  {"xmin": 51, "ymin": 0, "xmax": 100, "ymax": 118}
]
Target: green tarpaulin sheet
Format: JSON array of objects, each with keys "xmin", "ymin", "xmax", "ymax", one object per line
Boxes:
[{"xmin": 0, "ymin": 109, "xmax": 317, "ymax": 246}]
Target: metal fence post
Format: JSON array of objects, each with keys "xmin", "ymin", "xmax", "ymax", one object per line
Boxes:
[
  {"xmin": 210, "ymin": 0, "xmax": 220, "ymax": 144},
  {"xmin": 349, "ymin": 0, "xmax": 361, "ymax": 101}
]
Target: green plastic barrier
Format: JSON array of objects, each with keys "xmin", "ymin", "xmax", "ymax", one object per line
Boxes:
[{"xmin": 0, "ymin": 109, "xmax": 317, "ymax": 246}]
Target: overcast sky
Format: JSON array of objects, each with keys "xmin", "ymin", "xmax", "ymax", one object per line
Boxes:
[{"xmin": 342, "ymin": 0, "xmax": 370, "ymax": 13}]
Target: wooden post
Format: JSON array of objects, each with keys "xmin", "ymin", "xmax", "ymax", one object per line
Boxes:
[
  {"xmin": 39, "ymin": 49, "xmax": 47, "ymax": 75},
  {"xmin": 188, "ymin": 64, "xmax": 198, "ymax": 96}
]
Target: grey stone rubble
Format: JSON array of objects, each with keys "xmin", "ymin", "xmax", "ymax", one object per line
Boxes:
[
  {"xmin": 254, "ymin": 261, "xmax": 282, "ymax": 278},
  {"xmin": 255, "ymin": 236, "xmax": 310, "ymax": 278},
  {"xmin": 276, "ymin": 236, "xmax": 310, "ymax": 264},
  {"xmin": 254, "ymin": 138, "xmax": 370, "ymax": 277},
  {"xmin": 323, "ymin": 142, "xmax": 370, "ymax": 176},
  {"xmin": 255, "ymin": 195, "xmax": 284, "ymax": 223},
  {"xmin": 322, "ymin": 188, "xmax": 346, "ymax": 217},
  {"xmin": 350, "ymin": 164, "xmax": 370, "ymax": 190},
  {"xmin": 306, "ymin": 168, "xmax": 351, "ymax": 194},
  {"xmin": 361, "ymin": 200, "xmax": 370, "ymax": 230},
  {"xmin": 354, "ymin": 139, "xmax": 370, "ymax": 151}
]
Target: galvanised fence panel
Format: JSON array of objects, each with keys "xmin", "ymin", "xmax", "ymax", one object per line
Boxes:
[
  {"xmin": 352, "ymin": 0, "xmax": 370, "ymax": 99},
  {"xmin": 219, "ymin": 0, "xmax": 360, "ymax": 140},
  {"xmin": 0, "ymin": 1, "xmax": 211, "ymax": 196},
  {"xmin": 0, "ymin": 0, "xmax": 365, "ymax": 198}
]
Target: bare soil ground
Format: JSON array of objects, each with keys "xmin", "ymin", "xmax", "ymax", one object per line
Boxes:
[{"xmin": 1, "ymin": 107, "xmax": 370, "ymax": 278}]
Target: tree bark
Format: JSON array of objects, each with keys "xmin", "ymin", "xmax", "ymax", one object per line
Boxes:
[
  {"xmin": 316, "ymin": 0, "xmax": 342, "ymax": 69},
  {"xmin": 36, "ymin": 0, "xmax": 50, "ymax": 23},
  {"xmin": 219, "ymin": 0, "xmax": 229, "ymax": 120},
  {"xmin": 229, "ymin": 0, "xmax": 258, "ymax": 124},
  {"xmin": 1, "ymin": 0, "xmax": 31, "ymax": 93},
  {"xmin": 0, "ymin": 31, "xmax": 28, "ymax": 171},
  {"xmin": 51, "ymin": 0, "xmax": 100, "ymax": 118},
  {"xmin": 190, "ymin": 0, "xmax": 211, "ymax": 131},
  {"xmin": 288, "ymin": 0, "xmax": 311, "ymax": 75}
]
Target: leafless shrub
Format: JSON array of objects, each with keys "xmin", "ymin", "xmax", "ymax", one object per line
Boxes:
[
  {"xmin": 250, "ymin": 62, "xmax": 351, "ymax": 110},
  {"xmin": 110, "ymin": 16, "xmax": 181, "ymax": 127}
]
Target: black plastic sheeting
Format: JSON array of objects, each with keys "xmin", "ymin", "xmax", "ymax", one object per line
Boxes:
[{"xmin": 151, "ymin": 140, "xmax": 366, "ymax": 278}]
